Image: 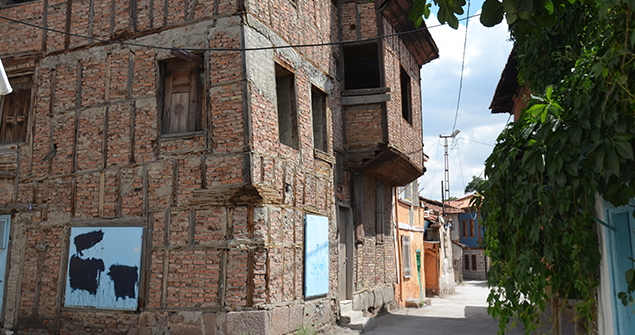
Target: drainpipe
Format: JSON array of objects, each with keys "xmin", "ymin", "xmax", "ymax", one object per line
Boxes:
[{"xmin": 393, "ymin": 187, "xmax": 402, "ymax": 303}]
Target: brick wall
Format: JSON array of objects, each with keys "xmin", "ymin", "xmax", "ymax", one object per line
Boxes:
[{"xmin": 0, "ymin": 0, "xmax": 428, "ymax": 333}]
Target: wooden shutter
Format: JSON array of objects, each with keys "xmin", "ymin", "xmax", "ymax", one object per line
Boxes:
[
  {"xmin": 462, "ymin": 219, "xmax": 467, "ymax": 238},
  {"xmin": 375, "ymin": 181, "xmax": 384, "ymax": 244},
  {"xmin": 402, "ymin": 235, "xmax": 411, "ymax": 278},
  {"xmin": 0, "ymin": 76, "xmax": 31, "ymax": 144},
  {"xmin": 353, "ymin": 173, "xmax": 364, "ymax": 243},
  {"xmin": 469, "ymin": 218, "xmax": 475, "ymax": 237},
  {"xmin": 162, "ymin": 61, "xmax": 202, "ymax": 134}
]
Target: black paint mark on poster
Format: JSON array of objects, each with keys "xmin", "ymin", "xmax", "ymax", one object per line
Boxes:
[
  {"xmin": 68, "ymin": 255, "xmax": 105, "ymax": 295},
  {"xmin": 74, "ymin": 230, "xmax": 104, "ymax": 256},
  {"xmin": 107, "ymin": 264, "xmax": 138, "ymax": 300}
]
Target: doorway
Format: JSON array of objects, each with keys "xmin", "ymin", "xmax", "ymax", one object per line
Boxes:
[{"xmin": 338, "ymin": 206, "xmax": 353, "ymax": 301}]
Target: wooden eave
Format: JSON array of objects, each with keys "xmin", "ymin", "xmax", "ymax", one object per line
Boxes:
[
  {"xmin": 378, "ymin": 0, "xmax": 439, "ymax": 66},
  {"xmin": 359, "ymin": 146, "xmax": 424, "ymax": 186},
  {"xmin": 490, "ymin": 49, "xmax": 520, "ymax": 114}
]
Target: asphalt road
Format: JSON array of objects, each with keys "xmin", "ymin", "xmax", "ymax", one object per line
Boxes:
[
  {"xmin": 362, "ymin": 280, "xmax": 528, "ymax": 335},
  {"xmin": 325, "ymin": 280, "xmax": 578, "ymax": 335}
]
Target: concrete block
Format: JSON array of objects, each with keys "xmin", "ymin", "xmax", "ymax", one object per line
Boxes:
[
  {"xmin": 405, "ymin": 299, "xmax": 421, "ymax": 308},
  {"xmin": 272, "ymin": 306, "xmax": 289, "ymax": 335},
  {"xmin": 202, "ymin": 312, "xmax": 216, "ymax": 335},
  {"xmin": 352, "ymin": 293, "xmax": 362, "ymax": 311},
  {"xmin": 288, "ymin": 305, "xmax": 304, "ymax": 332},
  {"xmin": 169, "ymin": 324, "xmax": 203, "ymax": 335},
  {"xmin": 225, "ymin": 310, "xmax": 269, "ymax": 335}
]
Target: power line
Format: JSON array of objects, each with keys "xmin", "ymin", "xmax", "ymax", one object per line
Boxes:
[
  {"xmin": 451, "ymin": 0, "xmax": 471, "ymax": 133},
  {"xmin": 0, "ymin": 13, "xmax": 482, "ymax": 53},
  {"xmin": 457, "ymin": 137, "xmax": 494, "ymax": 147}
]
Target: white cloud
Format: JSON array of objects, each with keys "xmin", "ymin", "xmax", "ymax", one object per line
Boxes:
[{"xmin": 418, "ymin": 12, "xmax": 513, "ymax": 200}]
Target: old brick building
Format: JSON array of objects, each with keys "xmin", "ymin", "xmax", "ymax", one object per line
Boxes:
[{"xmin": 0, "ymin": 0, "xmax": 437, "ymax": 333}]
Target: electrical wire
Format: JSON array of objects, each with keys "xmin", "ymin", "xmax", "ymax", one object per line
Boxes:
[
  {"xmin": 0, "ymin": 13, "xmax": 482, "ymax": 52},
  {"xmin": 451, "ymin": 0, "xmax": 471, "ymax": 133}
]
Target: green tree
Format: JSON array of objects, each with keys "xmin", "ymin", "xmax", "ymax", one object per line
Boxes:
[
  {"xmin": 464, "ymin": 176, "xmax": 485, "ymax": 194},
  {"xmin": 410, "ymin": 0, "xmax": 635, "ymax": 333}
]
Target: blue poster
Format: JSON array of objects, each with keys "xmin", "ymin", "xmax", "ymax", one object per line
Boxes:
[
  {"xmin": 304, "ymin": 214, "xmax": 329, "ymax": 298},
  {"xmin": 65, "ymin": 227, "xmax": 143, "ymax": 310}
]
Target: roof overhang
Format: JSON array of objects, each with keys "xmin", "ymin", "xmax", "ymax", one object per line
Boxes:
[
  {"xmin": 360, "ymin": 146, "xmax": 424, "ymax": 186},
  {"xmin": 378, "ymin": 0, "xmax": 440, "ymax": 66}
]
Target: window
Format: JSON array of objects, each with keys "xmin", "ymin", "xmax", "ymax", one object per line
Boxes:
[
  {"xmin": 402, "ymin": 235, "xmax": 411, "ymax": 278},
  {"xmin": 462, "ymin": 219, "xmax": 467, "ymax": 238},
  {"xmin": 311, "ymin": 86, "xmax": 327, "ymax": 152},
  {"xmin": 65, "ymin": 227, "xmax": 143, "ymax": 310},
  {"xmin": 469, "ymin": 218, "xmax": 475, "ymax": 238},
  {"xmin": 275, "ymin": 64, "xmax": 298, "ymax": 149},
  {"xmin": 464, "ymin": 256, "xmax": 470, "ymax": 270},
  {"xmin": 399, "ymin": 180, "xmax": 418, "ymax": 203},
  {"xmin": 400, "ymin": 67, "xmax": 412, "ymax": 124},
  {"xmin": 1, "ymin": 0, "xmax": 36, "ymax": 6},
  {"xmin": 343, "ymin": 43, "xmax": 380, "ymax": 90},
  {"xmin": 0, "ymin": 75, "xmax": 31, "ymax": 144},
  {"xmin": 472, "ymin": 254, "xmax": 477, "ymax": 271},
  {"xmin": 160, "ymin": 58, "xmax": 203, "ymax": 135}
]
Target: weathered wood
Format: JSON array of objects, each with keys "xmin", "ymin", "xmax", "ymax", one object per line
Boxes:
[
  {"xmin": 341, "ymin": 87, "xmax": 390, "ymax": 96},
  {"xmin": 64, "ymin": 0, "xmax": 72, "ymax": 48},
  {"xmin": 105, "ymin": 54, "xmax": 111, "ymax": 102},
  {"xmin": 341, "ymin": 93, "xmax": 391, "ymax": 105},
  {"xmin": 161, "ymin": 250, "xmax": 169, "ymax": 308},
  {"xmin": 98, "ymin": 171, "xmax": 105, "ymax": 216},
  {"xmin": 218, "ymin": 249, "xmax": 227, "ymax": 306},
  {"xmin": 0, "ymin": 203, "xmax": 43, "ymax": 214},
  {"xmin": 246, "ymin": 249, "xmax": 254, "ymax": 306},
  {"xmin": 70, "ymin": 217, "xmax": 146, "ymax": 227}
]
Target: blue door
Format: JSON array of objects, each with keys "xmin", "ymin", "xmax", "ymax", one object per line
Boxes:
[
  {"xmin": 604, "ymin": 201, "xmax": 635, "ymax": 333},
  {"xmin": 0, "ymin": 215, "xmax": 10, "ymax": 319}
]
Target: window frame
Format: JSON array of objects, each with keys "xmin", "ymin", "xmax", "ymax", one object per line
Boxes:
[
  {"xmin": 311, "ymin": 85, "xmax": 328, "ymax": 152},
  {"xmin": 400, "ymin": 66, "xmax": 412, "ymax": 124},
  {"xmin": 159, "ymin": 58, "xmax": 205, "ymax": 136},
  {"xmin": 275, "ymin": 63, "xmax": 299, "ymax": 149},
  {"xmin": 469, "ymin": 218, "xmax": 475, "ymax": 238},
  {"xmin": 0, "ymin": 75, "xmax": 32, "ymax": 145},
  {"xmin": 471, "ymin": 254, "xmax": 477, "ymax": 271},
  {"xmin": 342, "ymin": 43, "xmax": 381, "ymax": 90}
]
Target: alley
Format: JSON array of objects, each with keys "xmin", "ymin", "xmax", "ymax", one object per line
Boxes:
[{"xmin": 357, "ymin": 280, "xmax": 527, "ymax": 335}]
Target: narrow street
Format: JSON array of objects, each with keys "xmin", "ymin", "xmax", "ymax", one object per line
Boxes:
[{"xmin": 338, "ymin": 280, "xmax": 528, "ymax": 335}]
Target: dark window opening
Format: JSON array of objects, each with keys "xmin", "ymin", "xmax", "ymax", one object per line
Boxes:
[
  {"xmin": 160, "ymin": 59, "xmax": 204, "ymax": 135},
  {"xmin": 343, "ymin": 43, "xmax": 380, "ymax": 90},
  {"xmin": 1, "ymin": 75, "xmax": 32, "ymax": 144},
  {"xmin": 471, "ymin": 254, "xmax": 477, "ymax": 270},
  {"xmin": 311, "ymin": 86, "xmax": 327, "ymax": 152},
  {"xmin": 464, "ymin": 257, "xmax": 470, "ymax": 270},
  {"xmin": 400, "ymin": 67, "xmax": 412, "ymax": 124},
  {"xmin": 335, "ymin": 152, "xmax": 343, "ymax": 184},
  {"xmin": 275, "ymin": 64, "xmax": 298, "ymax": 149},
  {"xmin": 1, "ymin": 0, "xmax": 36, "ymax": 6}
]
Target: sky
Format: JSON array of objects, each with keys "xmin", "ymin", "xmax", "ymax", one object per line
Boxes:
[{"xmin": 417, "ymin": 4, "xmax": 514, "ymax": 201}]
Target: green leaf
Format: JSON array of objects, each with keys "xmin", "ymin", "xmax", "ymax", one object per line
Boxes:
[
  {"xmin": 481, "ymin": 0, "xmax": 504, "ymax": 27},
  {"xmin": 545, "ymin": 85, "xmax": 554, "ymax": 101},
  {"xmin": 544, "ymin": 0, "xmax": 554, "ymax": 14},
  {"xmin": 615, "ymin": 139, "xmax": 634, "ymax": 160},
  {"xmin": 409, "ymin": 0, "xmax": 428, "ymax": 27}
]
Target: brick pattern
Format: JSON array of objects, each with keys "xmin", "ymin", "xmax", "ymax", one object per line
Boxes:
[{"xmin": 0, "ymin": 0, "xmax": 428, "ymax": 333}]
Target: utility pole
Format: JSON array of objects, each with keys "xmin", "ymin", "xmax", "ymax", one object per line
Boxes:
[{"xmin": 439, "ymin": 129, "xmax": 460, "ymax": 201}]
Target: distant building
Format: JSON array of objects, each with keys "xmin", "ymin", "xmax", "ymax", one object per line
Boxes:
[{"xmin": 0, "ymin": 0, "xmax": 438, "ymax": 333}]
